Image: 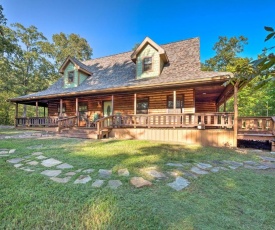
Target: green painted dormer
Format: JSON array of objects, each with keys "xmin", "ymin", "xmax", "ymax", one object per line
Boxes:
[
  {"xmin": 131, "ymin": 37, "xmax": 169, "ymax": 79},
  {"xmin": 59, "ymin": 56, "xmax": 93, "ymax": 89}
]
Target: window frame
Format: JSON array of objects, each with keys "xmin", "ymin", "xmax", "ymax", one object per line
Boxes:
[
  {"xmin": 167, "ymin": 95, "xmax": 184, "ymax": 109},
  {"xmin": 142, "ymin": 57, "xmax": 153, "ymax": 72},
  {"xmin": 68, "ymin": 70, "xmax": 75, "ymax": 83},
  {"xmin": 136, "ymin": 97, "xmax": 149, "ymax": 114}
]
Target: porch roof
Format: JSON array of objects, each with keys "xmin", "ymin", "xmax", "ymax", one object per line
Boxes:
[{"xmin": 10, "ymin": 37, "xmax": 233, "ymax": 102}]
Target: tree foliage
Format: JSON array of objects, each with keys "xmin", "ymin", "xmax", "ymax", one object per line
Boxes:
[
  {"xmin": 0, "ymin": 6, "xmax": 93, "ymax": 124},
  {"xmin": 49, "ymin": 32, "xmax": 93, "ymax": 67}
]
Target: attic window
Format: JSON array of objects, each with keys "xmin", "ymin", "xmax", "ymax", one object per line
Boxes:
[
  {"xmin": 143, "ymin": 57, "xmax": 152, "ymax": 72},
  {"xmin": 68, "ymin": 71, "xmax": 74, "ymax": 83}
]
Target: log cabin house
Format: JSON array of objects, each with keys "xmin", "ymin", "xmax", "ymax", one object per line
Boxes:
[{"xmin": 9, "ymin": 37, "xmax": 275, "ymax": 149}]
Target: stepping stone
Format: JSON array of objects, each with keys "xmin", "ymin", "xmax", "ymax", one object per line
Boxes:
[
  {"xmin": 196, "ymin": 163, "xmax": 212, "ymax": 170},
  {"xmin": 36, "ymin": 155, "xmax": 47, "ymax": 160},
  {"xmin": 14, "ymin": 163, "xmax": 23, "ymax": 168},
  {"xmin": 244, "ymin": 164, "xmax": 270, "ymax": 170},
  {"xmin": 0, "ymin": 150, "xmax": 9, "ymax": 155},
  {"xmin": 50, "ymin": 177, "xmax": 71, "ymax": 183},
  {"xmin": 27, "ymin": 145, "xmax": 43, "ymax": 149},
  {"xmin": 259, "ymin": 156, "xmax": 275, "ymax": 162},
  {"xmin": 98, "ymin": 169, "xmax": 112, "ymax": 178},
  {"xmin": 222, "ymin": 160, "xmax": 243, "ymax": 168},
  {"xmin": 145, "ymin": 169, "xmax": 167, "ymax": 179},
  {"xmin": 167, "ymin": 176, "xmax": 190, "ymax": 191},
  {"xmin": 0, "ymin": 155, "xmax": 9, "ymax": 157},
  {"xmin": 75, "ymin": 169, "xmax": 83, "ymax": 173},
  {"xmin": 41, "ymin": 158, "xmax": 62, "ymax": 167},
  {"xmin": 32, "ymin": 152, "xmax": 44, "ymax": 156},
  {"xmin": 210, "ymin": 167, "xmax": 220, "ymax": 173},
  {"xmin": 261, "ymin": 162, "xmax": 275, "ymax": 169},
  {"xmin": 65, "ymin": 172, "xmax": 76, "ymax": 176},
  {"xmin": 108, "ymin": 180, "xmax": 122, "ymax": 189},
  {"xmin": 7, "ymin": 158, "xmax": 24, "ymax": 164},
  {"xmin": 118, "ymin": 168, "xmax": 129, "ymax": 176},
  {"xmin": 74, "ymin": 175, "xmax": 92, "ymax": 184},
  {"xmin": 92, "ymin": 179, "xmax": 105, "ymax": 188},
  {"xmin": 41, "ymin": 170, "xmax": 62, "ymax": 177},
  {"xmin": 190, "ymin": 166, "xmax": 209, "ymax": 175},
  {"xmin": 130, "ymin": 177, "xmax": 152, "ymax": 188},
  {"xmin": 21, "ymin": 167, "xmax": 35, "ymax": 172},
  {"xmin": 270, "ymin": 152, "xmax": 275, "ymax": 155},
  {"xmin": 166, "ymin": 163, "xmax": 183, "ymax": 167},
  {"xmin": 244, "ymin": 161, "xmax": 258, "ymax": 166},
  {"xmin": 27, "ymin": 161, "xmax": 39, "ymax": 166},
  {"xmin": 57, "ymin": 163, "xmax": 74, "ymax": 169},
  {"xmin": 82, "ymin": 169, "xmax": 94, "ymax": 173},
  {"xmin": 9, "ymin": 149, "xmax": 16, "ymax": 154}
]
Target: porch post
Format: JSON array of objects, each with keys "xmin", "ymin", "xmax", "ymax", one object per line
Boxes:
[
  {"xmin": 173, "ymin": 91, "xmax": 176, "ymax": 113},
  {"xmin": 14, "ymin": 103, "xmax": 18, "ymax": 127},
  {"xmin": 134, "ymin": 93, "xmax": 137, "ymax": 115},
  {"xmin": 43, "ymin": 107, "xmax": 46, "ymax": 117},
  {"xmin": 36, "ymin": 101, "xmax": 39, "ymax": 117},
  {"xmin": 223, "ymin": 96, "xmax": 227, "ymax": 112},
  {"xmin": 75, "ymin": 98, "xmax": 79, "ymax": 126},
  {"xmin": 233, "ymin": 81, "xmax": 239, "ymax": 147},
  {"xmin": 111, "ymin": 95, "xmax": 114, "ymax": 115},
  {"xmin": 59, "ymin": 99, "xmax": 63, "ymax": 117}
]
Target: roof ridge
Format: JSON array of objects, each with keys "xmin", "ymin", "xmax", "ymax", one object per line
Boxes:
[{"xmin": 83, "ymin": 37, "xmax": 199, "ymax": 64}]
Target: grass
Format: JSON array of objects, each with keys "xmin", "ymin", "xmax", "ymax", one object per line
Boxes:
[{"xmin": 0, "ymin": 129, "xmax": 275, "ymax": 229}]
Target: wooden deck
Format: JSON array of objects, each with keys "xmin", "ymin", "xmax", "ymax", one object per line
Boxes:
[{"xmin": 14, "ymin": 113, "xmax": 275, "ymax": 149}]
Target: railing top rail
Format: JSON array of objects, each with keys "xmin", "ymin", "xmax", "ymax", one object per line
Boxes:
[
  {"xmin": 238, "ymin": 116, "xmax": 274, "ymax": 119},
  {"xmin": 58, "ymin": 116, "xmax": 77, "ymax": 121}
]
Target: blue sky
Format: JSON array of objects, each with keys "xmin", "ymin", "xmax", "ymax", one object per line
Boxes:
[{"xmin": 1, "ymin": 0, "xmax": 274, "ymax": 62}]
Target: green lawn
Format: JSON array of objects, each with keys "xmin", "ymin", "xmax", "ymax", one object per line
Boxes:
[{"xmin": 0, "ymin": 129, "xmax": 275, "ymax": 229}]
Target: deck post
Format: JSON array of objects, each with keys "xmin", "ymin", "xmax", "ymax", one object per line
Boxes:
[
  {"xmin": 59, "ymin": 99, "xmax": 63, "ymax": 117},
  {"xmin": 233, "ymin": 81, "xmax": 239, "ymax": 147},
  {"xmin": 173, "ymin": 91, "xmax": 176, "ymax": 113},
  {"xmin": 111, "ymin": 95, "xmax": 114, "ymax": 115},
  {"xmin": 223, "ymin": 96, "xmax": 226, "ymax": 112},
  {"xmin": 36, "ymin": 101, "xmax": 39, "ymax": 117},
  {"xmin": 14, "ymin": 103, "xmax": 18, "ymax": 127},
  {"xmin": 75, "ymin": 98, "xmax": 79, "ymax": 126},
  {"xmin": 134, "ymin": 93, "xmax": 137, "ymax": 115}
]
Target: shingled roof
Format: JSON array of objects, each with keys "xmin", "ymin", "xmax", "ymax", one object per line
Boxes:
[{"xmin": 10, "ymin": 37, "xmax": 233, "ymax": 101}]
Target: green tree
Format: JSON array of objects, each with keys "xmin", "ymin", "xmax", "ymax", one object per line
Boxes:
[
  {"xmin": 202, "ymin": 36, "xmax": 248, "ymax": 72},
  {"xmin": 49, "ymin": 32, "xmax": 93, "ymax": 67}
]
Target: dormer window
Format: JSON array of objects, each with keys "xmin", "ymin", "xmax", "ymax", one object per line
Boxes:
[
  {"xmin": 143, "ymin": 57, "xmax": 152, "ymax": 72},
  {"xmin": 68, "ymin": 71, "xmax": 74, "ymax": 83}
]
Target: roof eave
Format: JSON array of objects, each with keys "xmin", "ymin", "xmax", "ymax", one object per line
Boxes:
[{"xmin": 9, "ymin": 74, "xmax": 232, "ymax": 103}]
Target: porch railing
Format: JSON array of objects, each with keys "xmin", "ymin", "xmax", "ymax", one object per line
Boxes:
[
  {"xmin": 238, "ymin": 116, "xmax": 275, "ymax": 134},
  {"xmin": 96, "ymin": 113, "xmax": 234, "ymax": 133},
  {"xmin": 15, "ymin": 116, "xmax": 59, "ymax": 127},
  {"xmin": 57, "ymin": 116, "xmax": 78, "ymax": 130}
]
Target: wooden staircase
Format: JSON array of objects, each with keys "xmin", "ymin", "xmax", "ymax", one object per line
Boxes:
[{"xmin": 58, "ymin": 127, "xmax": 99, "ymax": 139}]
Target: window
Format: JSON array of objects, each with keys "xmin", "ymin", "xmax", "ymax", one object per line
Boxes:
[
  {"xmin": 143, "ymin": 57, "xmax": 152, "ymax": 72},
  {"xmin": 136, "ymin": 97, "xmax": 149, "ymax": 114},
  {"xmin": 57, "ymin": 104, "xmax": 66, "ymax": 113},
  {"xmin": 167, "ymin": 95, "xmax": 184, "ymax": 109},
  {"xmin": 68, "ymin": 71, "xmax": 74, "ymax": 83},
  {"xmin": 78, "ymin": 104, "xmax": 88, "ymax": 112}
]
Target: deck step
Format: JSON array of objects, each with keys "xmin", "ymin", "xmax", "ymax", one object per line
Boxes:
[{"xmin": 58, "ymin": 132, "xmax": 98, "ymax": 139}]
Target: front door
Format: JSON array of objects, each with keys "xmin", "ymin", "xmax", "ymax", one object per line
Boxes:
[{"xmin": 103, "ymin": 101, "xmax": 112, "ymax": 117}]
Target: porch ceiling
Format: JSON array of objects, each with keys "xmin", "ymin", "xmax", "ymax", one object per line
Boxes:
[{"xmin": 195, "ymin": 84, "xmax": 233, "ymax": 103}]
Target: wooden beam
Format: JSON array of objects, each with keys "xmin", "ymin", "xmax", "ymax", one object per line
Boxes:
[
  {"xmin": 111, "ymin": 95, "xmax": 114, "ymax": 115},
  {"xmin": 15, "ymin": 103, "xmax": 18, "ymax": 127},
  {"xmin": 233, "ymin": 81, "xmax": 240, "ymax": 147},
  {"xmin": 134, "ymin": 93, "xmax": 137, "ymax": 115},
  {"xmin": 44, "ymin": 107, "xmax": 46, "ymax": 117},
  {"xmin": 59, "ymin": 99, "xmax": 63, "ymax": 117},
  {"xmin": 75, "ymin": 98, "xmax": 79, "ymax": 126},
  {"xmin": 36, "ymin": 101, "xmax": 38, "ymax": 117},
  {"xmin": 173, "ymin": 90, "xmax": 176, "ymax": 113}
]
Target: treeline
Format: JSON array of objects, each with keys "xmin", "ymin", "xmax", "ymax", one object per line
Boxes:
[{"xmin": 0, "ymin": 5, "xmax": 92, "ymax": 124}]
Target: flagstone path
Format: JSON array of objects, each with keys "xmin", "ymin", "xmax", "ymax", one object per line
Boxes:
[{"xmin": 3, "ymin": 146, "xmax": 275, "ymax": 191}]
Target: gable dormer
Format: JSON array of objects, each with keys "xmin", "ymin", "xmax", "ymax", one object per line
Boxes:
[
  {"xmin": 59, "ymin": 56, "xmax": 92, "ymax": 88},
  {"xmin": 131, "ymin": 37, "xmax": 169, "ymax": 79}
]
